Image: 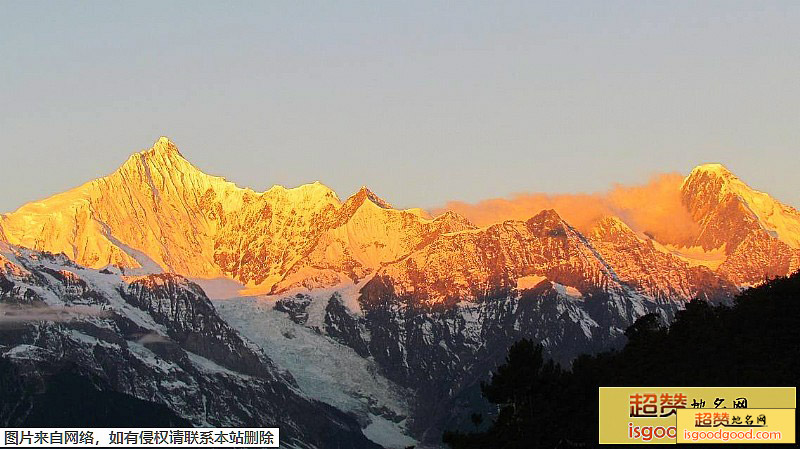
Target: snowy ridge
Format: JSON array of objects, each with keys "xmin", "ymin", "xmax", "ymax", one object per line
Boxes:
[
  {"xmin": 2, "ymin": 139, "xmax": 797, "ymax": 302},
  {"xmin": 0, "ymin": 243, "xmax": 379, "ymax": 449},
  {"xmin": 687, "ymin": 163, "xmax": 800, "ymax": 248},
  {"xmin": 681, "ymin": 163, "xmax": 800, "ymax": 284}
]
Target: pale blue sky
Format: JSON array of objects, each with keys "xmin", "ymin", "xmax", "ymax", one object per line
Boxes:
[{"xmin": 1, "ymin": 1, "xmax": 798, "ymax": 213}]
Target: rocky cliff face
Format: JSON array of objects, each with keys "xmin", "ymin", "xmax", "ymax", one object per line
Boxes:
[
  {"xmin": 587, "ymin": 216, "xmax": 737, "ymax": 302},
  {"xmin": 679, "ymin": 164, "xmax": 800, "ymax": 285},
  {"xmin": 272, "ymin": 271, "xmax": 677, "ymax": 443},
  {"xmin": 0, "ymin": 243, "xmax": 379, "ymax": 449}
]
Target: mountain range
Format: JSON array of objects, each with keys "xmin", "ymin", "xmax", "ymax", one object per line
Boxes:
[{"xmin": 2, "ymin": 137, "xmax": 799, "ymax": 447}]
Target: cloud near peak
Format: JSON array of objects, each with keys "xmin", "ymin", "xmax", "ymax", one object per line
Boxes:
[{"xmin": 436, "ymin": 173, "xmax": 698, "ymax": 244}]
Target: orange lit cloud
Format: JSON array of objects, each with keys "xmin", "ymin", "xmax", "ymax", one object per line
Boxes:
[{"xmin": 437, "ymin": 173, "xmax": 698, "ymax": 244}]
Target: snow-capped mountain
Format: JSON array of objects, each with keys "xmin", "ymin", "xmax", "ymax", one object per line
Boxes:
[
  {"xmin": 679, "ymin": 163, "xmax": 800, "ymax": 285},
  {"xmin": 0, "ymin": 138, "xmax": 470, "ymax": 297},
  {"xmin": 2, "ymin": 137, "xmax": 799, "ymax": 445},
  {"xmin": 2, "ymin": 139, "xmax": 796, "ymax": 298}
]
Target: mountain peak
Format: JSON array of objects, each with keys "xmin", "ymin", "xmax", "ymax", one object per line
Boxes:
[
  {"xmin": 681, "ymin": 163, "xmax": 741, "ymax": 207},
  {"xmin": 531, "ymin": 209, "xmax": 563, "ymax": 222},
  {"xmin": 589, "ymin": 216, "xmax": 636, "ymax": 241},
  {"xmin": 687, "ymin": 163, "xmax": 737, "ymax": 181},
  {"xmin": 682, "ymin": 162, "xmax": 800, "ymax": 251},
  {"xmin": 525, "ymin": 209, "xmax": 567, "ymax": 231},
  {"xmin": 595, "ymin": 215, "xmax": 633, "ymax": 232},
  {"xmin": 116, "ymin": 136, "xmax": 205, "ymax": 180},
  {"xmin": 435, "ymin": 210, "xmax": 475, "ymax": 228},
  {"xmin": 149, "ymin": 136, "xmax": 181, "ymax": 156},
  {"xmin": 354, "ymin": 186, "xmax": 393, "ymax": 209}
]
